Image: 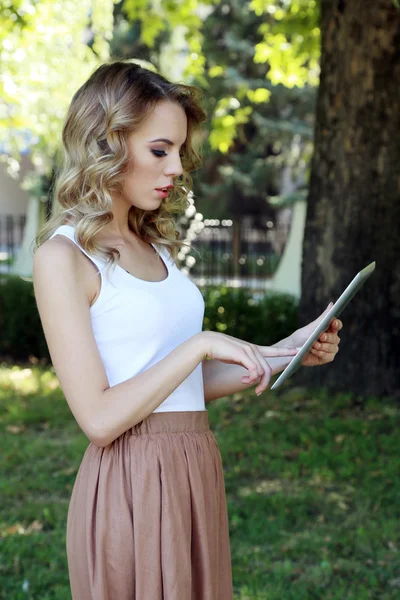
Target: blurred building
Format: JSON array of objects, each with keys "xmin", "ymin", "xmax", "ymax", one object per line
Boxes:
[{"xmin": 0, "ymin": 156, "xmax": 31, "ymax": 273}]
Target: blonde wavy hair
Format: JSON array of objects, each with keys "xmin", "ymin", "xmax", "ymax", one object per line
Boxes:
[{"xmin": 34, "ymin": 60, "xmax": 207, "ymax": 275}]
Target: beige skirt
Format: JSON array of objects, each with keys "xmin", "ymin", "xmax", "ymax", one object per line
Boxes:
[{"xmin": 66, "ymin": 410, "xmax": 233, "ymax": 599}]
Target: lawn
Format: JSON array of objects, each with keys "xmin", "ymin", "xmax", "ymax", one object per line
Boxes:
[{"xmin": 0, "ymin": 363, "xmax": 399, "ymax": 599}]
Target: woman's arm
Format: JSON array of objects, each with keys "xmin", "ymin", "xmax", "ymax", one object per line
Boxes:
[
  {"xmin": 201, "ymin": 318, "xmax": 342, "ymax": 403},
  {"xmin": 201, "ymin": 354, "xmax": 289, "ymax": 403}
]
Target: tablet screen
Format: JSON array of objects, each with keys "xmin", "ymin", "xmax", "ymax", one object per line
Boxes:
[{"xmin": 269, "ymin": 261, "xmax": 376, "ymax": 390}]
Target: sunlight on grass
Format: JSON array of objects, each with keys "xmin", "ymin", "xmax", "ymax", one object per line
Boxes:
[
  {"xmin": 0, "ymin": 520, "xmax": 44, "ymax": 538},
  {"xmin": 0, "ymin": 364, "xmax": 59, "ymax": 398}
]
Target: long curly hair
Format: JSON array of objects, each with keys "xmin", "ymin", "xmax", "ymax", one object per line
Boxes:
[{"xmin": 34, "ymin": 60, "xmax": 207, "ymax": 275}]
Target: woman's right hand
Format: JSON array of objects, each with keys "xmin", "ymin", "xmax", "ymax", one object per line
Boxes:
[{"xmin": 198, "ymin": 331, "xmax": 299, "ymax": 393}]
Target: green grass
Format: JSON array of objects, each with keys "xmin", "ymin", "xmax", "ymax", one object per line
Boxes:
[{"xmin": 1, "ymin": 364, "xmax": 399, "ymax": 599}]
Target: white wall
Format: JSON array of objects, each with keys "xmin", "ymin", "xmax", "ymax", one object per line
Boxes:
[
  {"xmin": 269, "ymin": 200, "xmax": 306, "ymax": 299},
  {"xmin": 0, "ymin": 155, "xmax": 32, "ymax": 216}
]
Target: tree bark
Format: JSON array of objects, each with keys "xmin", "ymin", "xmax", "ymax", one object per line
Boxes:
[{"xmin": 297, "ymin": 0, "xmax": 400, "ymax": 399}]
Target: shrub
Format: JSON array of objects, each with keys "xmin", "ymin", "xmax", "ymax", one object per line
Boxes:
[
  {"xmin": 200, "ymin": 285, "xmax": 298, "ymax": 346},
  {"xmin": 0, "ymin": 274, "xmax": 49, "ymax": 362}
]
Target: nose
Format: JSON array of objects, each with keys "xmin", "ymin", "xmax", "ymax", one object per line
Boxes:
[{"xmin": 164, "ymin": 151, "xmax": 183, "ymax": 178}]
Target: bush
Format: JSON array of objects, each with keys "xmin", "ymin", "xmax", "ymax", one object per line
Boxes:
[
  {"xmin": 0, "ymin": 274, "xmax": 50, "ymax": 362},
  {"xmin": 200, "ymin": 285, "xmax": 298, "ymax": 346},
  {"xmin": 0, "ymin": 275, "xmax": 298, "ymax": 363}
]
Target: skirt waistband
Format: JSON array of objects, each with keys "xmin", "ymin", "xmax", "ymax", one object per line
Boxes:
[{"xmin": 130, "ymin": 410, "xmax": 210, "ymax": 435}]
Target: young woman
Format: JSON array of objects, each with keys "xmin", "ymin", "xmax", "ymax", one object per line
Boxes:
[{"xmin": 33, "ymin": 60, "xmax": 342, "ymax": 599}]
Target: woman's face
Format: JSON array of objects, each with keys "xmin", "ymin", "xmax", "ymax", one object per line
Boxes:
[{"xmin": 117, "ymin": 100, "xmax": 187, "ymax": 211}]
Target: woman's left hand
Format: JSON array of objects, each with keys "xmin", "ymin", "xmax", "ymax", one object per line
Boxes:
[{"xmin": 289, "ymin": 303, "xmax": 343, "ymax": 367}]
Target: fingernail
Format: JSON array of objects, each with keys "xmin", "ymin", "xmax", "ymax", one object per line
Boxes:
[
  {"xmin": 256, "ymin": 391, "xmax": 262, "ymax": 396},
  {"xmin": 335, "ymin": 321, "xmax": 339, "ymax": 327}
]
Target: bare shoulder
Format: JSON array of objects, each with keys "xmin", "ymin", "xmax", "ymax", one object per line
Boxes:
[
  {"xmin": 34, "ymin": 234, "xmax": 81, "ymax": 271},
  {"xmin": 34, "ymin": 235, "xmax": 97, "ymax": 307}
]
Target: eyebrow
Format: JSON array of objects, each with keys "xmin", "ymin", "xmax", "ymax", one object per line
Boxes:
[{"xmin": 148, "ymin": 138, "xmax": 184, "ymax": 147}]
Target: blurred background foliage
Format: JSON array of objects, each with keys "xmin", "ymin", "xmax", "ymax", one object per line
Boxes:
[{"xmin": 0, "ymin": 0, "xmax": 316, "ymax": 214}]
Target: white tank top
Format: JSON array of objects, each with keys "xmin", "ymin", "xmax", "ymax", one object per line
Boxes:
[{"xmin": 49, "ymin": 225, "xmax": 206, "ymax": 412}]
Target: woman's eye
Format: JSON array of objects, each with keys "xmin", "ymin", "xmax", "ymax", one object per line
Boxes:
[{"xmin": 151, "ymin": 149, "xmax": 167, "ymax": 158}]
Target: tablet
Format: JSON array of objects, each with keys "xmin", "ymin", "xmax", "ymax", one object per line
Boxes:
[{"xmin": 269, "ymin": 261, "xmax": 376, "ymax": 390}]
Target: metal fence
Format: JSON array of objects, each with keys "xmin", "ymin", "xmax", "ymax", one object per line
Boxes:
[
  {"xmin": 179, "ymin": 215, "xmax": 291, "ymax": 291},
  {"xmin": 0, "ymin": 213, "xmax": 291, "ymax": 289}
]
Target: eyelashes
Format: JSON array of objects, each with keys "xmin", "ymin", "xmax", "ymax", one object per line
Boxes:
[
  {"xmin": 151, "ymin": 149, "xmax": 167, "ymax": 158},
  {"xmin": 151, "ymin": 149, "xmax": 185, "ymax": 159}
]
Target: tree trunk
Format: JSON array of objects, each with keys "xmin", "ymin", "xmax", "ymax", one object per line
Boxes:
[{"xmin": 297, "ymin": 0, "xmax": 400, "ymax": 399}]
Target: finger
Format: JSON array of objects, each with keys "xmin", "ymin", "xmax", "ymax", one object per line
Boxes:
[
  {"xmin": 238, "ymin": 347, "xmax": 260, "ymax": 382},
  {"xmin": 221, "ymin": 333, "xmax": 299, "ymax": 357},
  {"xmin": 333, "ymin": 319, "xmax": 343, "ymax": 331},
  {"xmin": 251, "ymin": 345, "xmax": 272, "ymax": 392},
  {"xmin": 260, "ymin": 346, "xmax": 299, "ymax": 358},
  {"xmin": 312, "ymin": 343, "xmax": 339, "ymax": 355},
  {"xmin": 309, "ymin": 349, "xmax": 328, "ymax": 364},
  {"xmin": 318, "ymin": 332, "xmax": 340, "ymax": 345},
  {"xmin": 241, "ymin": 343, "xmax": 279, "ymax": 386},
  {"xmin": 320, "ymin": 302, "xmax": 334, "ymax": 317},
  {"xmin": 327, "ymin": 318, "xmax": 343, "ymax": 332},
  {"xmin": 310, "ymin": 346, "xmax": 336, "ymax": 361},
  {"xmin": 242, "ymin": 344, "xmax": 265, "ymax": 381},
  {"xmin": 308, "ymin": 303, "xmax": 334, "ymax": 328},
  {"xmin": 220, "ymin": 335, "xmax": 268, "ymax": 382}
]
